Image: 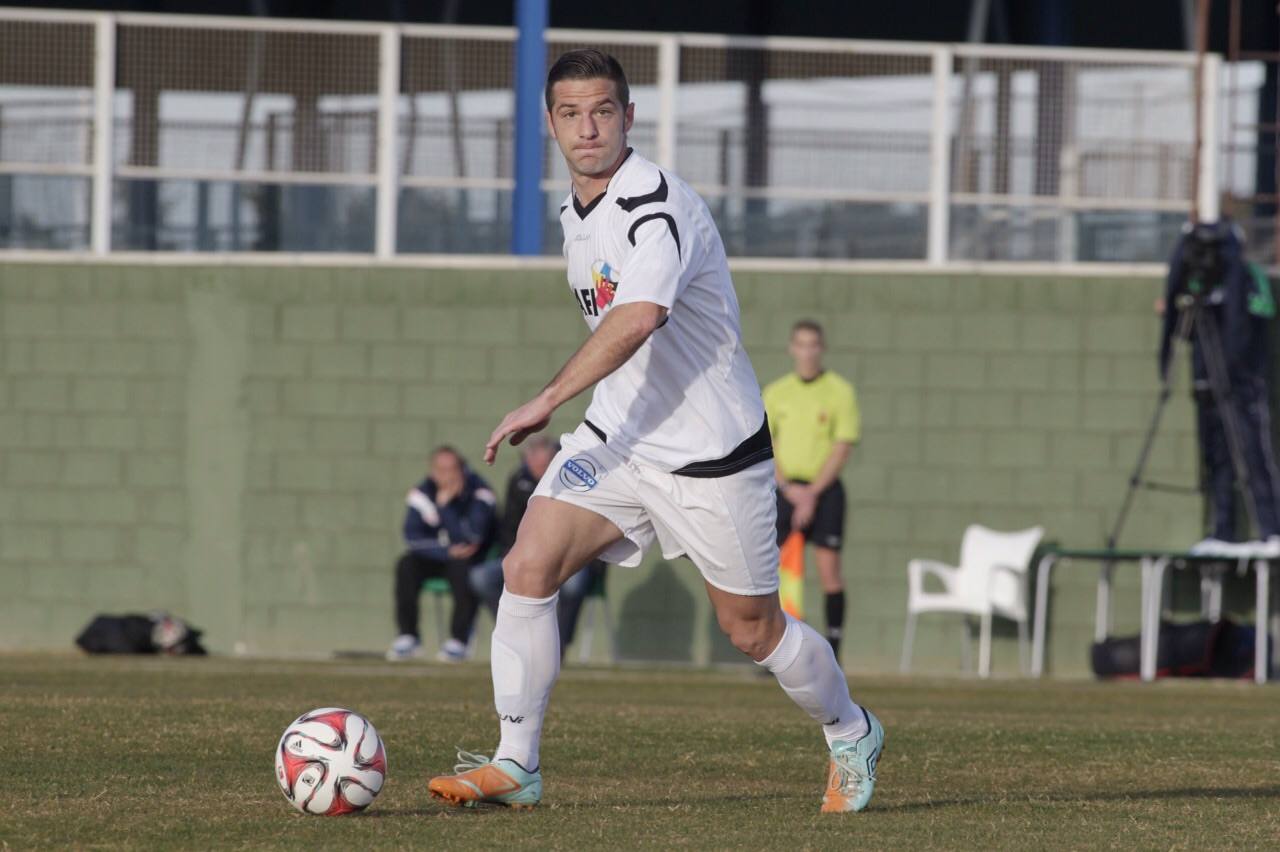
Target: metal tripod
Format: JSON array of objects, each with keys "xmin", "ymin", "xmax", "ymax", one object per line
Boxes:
[{"xmin": 1107, "ymin": 293, "xmax": 1261, "ymax": 551}]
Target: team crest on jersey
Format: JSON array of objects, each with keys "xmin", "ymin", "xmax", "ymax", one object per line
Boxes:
[
  {"xmin": 575, "ymin": 260, "xmax": 620, "ymax": 317},
  {"xmin": 559, "ymin": 455, "xmax": 601, "ymax": 492},
  {"xmin": 592, "ymin": 260, "xmax": 619, "ymax": 308}
]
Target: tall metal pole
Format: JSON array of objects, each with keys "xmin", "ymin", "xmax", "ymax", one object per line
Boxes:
[
  {"xmin": 511, "ymin": 0, "xmax": 547, "ymax": 255},
  {"xmin": 1190, "ymin": 0, "xmax": 1211, "ymax": 224},
  {"xmin": 91, "ymin": 14, "xmax": 115, "ymax": 255},
  {"xmin": 1226, "ymin": 0, "xmax": 1239, "ymax": 206},
  {"xmin": 1199, "ymin": 53, "xmax": 1221, "ymax": 223},
  {"xmin": 1274, "ymin": 9, "xmax": 1280, "ymax": 262},
  {"xmin": 375, "ymin": 26, "xmax": 401, "ymax": 259},
  {"xmin": 656, "ymin": 36, "xmax": 679, "ymax": 171},
  {"xmin": 927, "ymin": 47, "xmax": 952, "ymax": 266}
]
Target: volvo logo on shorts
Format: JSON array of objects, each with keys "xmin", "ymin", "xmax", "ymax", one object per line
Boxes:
[{"xmin": 560, "ymin": 456, "xmax": 600, "ymax": 492}]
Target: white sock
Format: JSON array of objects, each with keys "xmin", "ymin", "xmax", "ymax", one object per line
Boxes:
[
  {"xmin": 758, "ymin": 613, "xmax": 868, "ymax": 747},
  {"xmin": 490, "ymin": 589, "xmax": 560, "ymax": 771}
]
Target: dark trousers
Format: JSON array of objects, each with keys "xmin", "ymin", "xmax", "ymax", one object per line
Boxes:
[
  {"xmin": 556, "ymin": 561, "xmax": 607, "ymax": 649},
  {"xmin": 1197, "ymin": 375, "xmax": 1280, "ymax": 539},
  {"xmin": 394, "ymin": 551, "xmax": 481, "ymax": 644}
]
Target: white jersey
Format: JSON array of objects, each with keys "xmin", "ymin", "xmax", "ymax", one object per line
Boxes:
[{"xmin": 559, "ymin": 150, "xmax": 769, "ymax": 474}]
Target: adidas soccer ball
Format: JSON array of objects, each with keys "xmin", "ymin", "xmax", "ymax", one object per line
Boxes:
[{"xmin": 275, "ymin": 707, "xmax": 387, "ymax": 815}]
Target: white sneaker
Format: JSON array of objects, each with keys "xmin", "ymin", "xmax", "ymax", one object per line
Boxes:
[
  {"xmin": 386, "ymin": 634, "xmax": 421, "ymax": 661},
  {"xmin": 1245, "ymin": 537, "xmax": 1280, "ymax": 559},
  {"xmin": 435, "ymin": 638, "xmax": 468, "ymax": 663},
  {"xmin": 1190, "ymin": 537, "xmax": 1233, "ymax": 556}
]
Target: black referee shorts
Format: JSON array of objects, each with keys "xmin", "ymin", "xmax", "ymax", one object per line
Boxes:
[{"xmin": 775, "ymin": 480, "xmax": 846, "ymax": 551}]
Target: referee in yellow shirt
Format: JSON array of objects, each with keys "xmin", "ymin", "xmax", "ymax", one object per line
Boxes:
[{"xmin": 762, "ymin": 319, "xmax": 860, "ymax": 661}]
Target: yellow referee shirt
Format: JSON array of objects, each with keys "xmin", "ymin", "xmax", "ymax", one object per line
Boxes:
[{"xmin": 762, "ymin": 371, "xmax": 860, "ymax": 482}]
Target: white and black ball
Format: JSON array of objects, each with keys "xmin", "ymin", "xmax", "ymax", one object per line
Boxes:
[{"xmin": 274, "ymin": 708, "xmax": 386, "ymax": 815}]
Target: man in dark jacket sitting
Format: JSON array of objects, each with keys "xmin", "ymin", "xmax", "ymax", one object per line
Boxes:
[{"xmin": 387, "ymin": 446, "xmax": 497, "ymax": 662}]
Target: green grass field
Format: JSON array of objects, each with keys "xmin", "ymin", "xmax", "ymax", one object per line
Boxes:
[{"xmin": 2, "ymin": 654, "xmax": 1277, "ymax": 850}]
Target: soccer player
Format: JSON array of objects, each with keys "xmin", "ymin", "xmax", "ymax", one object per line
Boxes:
[
  {"xmin": 763, "ymin": 320, "xmax": 860, "ymax": 661},
  {"xmin": 427, "ymin": 50, "xmax": 883, "ymax": 814}
]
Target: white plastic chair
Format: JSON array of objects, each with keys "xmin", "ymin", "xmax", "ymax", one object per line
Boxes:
[{"xmin": 900, "ymin": 524, "xmax": 1045, "ymax": 678}]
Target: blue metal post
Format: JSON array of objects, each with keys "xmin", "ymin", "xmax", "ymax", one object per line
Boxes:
[{"xmin": 512, "ymin": 0, "xmax": 548, "ymax": 255}]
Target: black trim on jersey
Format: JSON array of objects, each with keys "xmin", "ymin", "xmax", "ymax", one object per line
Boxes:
[
  {"xmin": 616, "ymin": 172, "xmax": 668, "ymax": 211},
  {"xmin": 559, "ymin": 204, "xmax": 568, "ymax": 215},
  {"xmin": 573, "ymin": 192, "xmax": 607, "ymax": 219},
  {"xmin": 627, "ymin": 212, "xmax": 681, "ymax": 260},
  {"xmin": 570, "ymin": 148, "xmax": 633, "ymax": 220},
  {"xmin": 580, "ymin": 416, "xmax": 773, "ymax": 479},
  {"xmin": 672, "ymin": 417, "xmax": 773, "ymax": 478}
]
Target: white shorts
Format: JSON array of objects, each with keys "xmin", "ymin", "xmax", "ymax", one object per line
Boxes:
[{"xmin": 531, "ymin": 423, "xmax": 780, "ymax": 596}]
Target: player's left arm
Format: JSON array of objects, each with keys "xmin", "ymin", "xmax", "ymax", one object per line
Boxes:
[{"xmin": 483, "ymin": 301, "xmax": 667, "ymax": 464}]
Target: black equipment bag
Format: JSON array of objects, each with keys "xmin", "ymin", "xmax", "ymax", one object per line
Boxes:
[
  {"xmin": 74, "ymin": 612, "xmax": 208, "ymax": 655},
  {"xmin": 1090, "ymin": 618, "xmax": 1262, "ymax": 679}
]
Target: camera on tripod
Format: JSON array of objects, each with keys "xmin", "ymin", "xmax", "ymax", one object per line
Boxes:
[
  {"xmin": 1173, "ymin": 221, "xmax": 1231, "ymax": 307},
  {"xmin": 1125, "ymin": 218, "xmax": 1280, "ymax": 550}
]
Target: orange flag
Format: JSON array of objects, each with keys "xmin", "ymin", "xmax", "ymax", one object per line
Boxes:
[{"xmin": 778, "ymin": 530, "xmax": 805, "ymax": 619}]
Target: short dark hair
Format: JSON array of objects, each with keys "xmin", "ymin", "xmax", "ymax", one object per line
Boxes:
[
  {"xmin": 431, "ymin": 445, "xmax": 465, "ymax": 468},
  {"xmin": 791, "ymin": 319, "xmax": 824, "ymax": 340},
  {"xmin": 545, "ymin": 49, "xmax": 630, "ymax": 112}
]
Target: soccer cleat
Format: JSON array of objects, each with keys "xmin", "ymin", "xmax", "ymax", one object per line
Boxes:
[
  {"xmin": 385, "ymin": 634, "xmax": 421, "ymax": 661},
  {"xmin": 821, "ymin": 708, "xmax": 884, "ymax": 813},
  {"xmin": 428, "ymin": 749, "xmax": 542, "ymax": 809}
]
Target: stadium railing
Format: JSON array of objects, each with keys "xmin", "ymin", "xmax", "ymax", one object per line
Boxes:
[{"xmin": 0, "ymin": 6, "xmax": 1227, "ymax": 266}]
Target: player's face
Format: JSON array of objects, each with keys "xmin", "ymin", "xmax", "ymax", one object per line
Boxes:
[
  {"xmin": 430, "ymin": 451, "xmax": 464, "ymax": 493},
  {"xmin": 545, "ymin": 79, "xmax": 634, "ymax": 179},
  {"xmin": 789, "ymin": 329, "xmax": 824, "ymax": 375}
]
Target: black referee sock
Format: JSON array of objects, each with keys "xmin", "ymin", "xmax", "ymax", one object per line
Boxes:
[{"xmin": 824, "ymin": 591, "xmax": 846, "ymax": 661}]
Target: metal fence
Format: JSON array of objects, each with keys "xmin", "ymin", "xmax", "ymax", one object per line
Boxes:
[{"xmin": 0, "ymin": 8, "xmax": 1222, "ymax": 264}]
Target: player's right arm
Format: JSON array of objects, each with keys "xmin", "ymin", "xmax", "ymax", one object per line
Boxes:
[
  {"xmin": 483, "ymin": 301, "xmax": 667, "ymax": 464},
  {"xmin": 524, "ymin": 205, "xmax": 680, "ymax": 417},
  {"xmin": 484, "ymin": 176, "xmax": 685, "ymax": 465}
]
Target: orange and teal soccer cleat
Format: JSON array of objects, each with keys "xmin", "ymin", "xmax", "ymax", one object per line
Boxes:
[
  {"xmin": 428, "ymin": 749, "xmax": 542, "ymax": 809},
  {"xmin": 821, "ymin": 709, "xmax": 884, "ymax": 813}
]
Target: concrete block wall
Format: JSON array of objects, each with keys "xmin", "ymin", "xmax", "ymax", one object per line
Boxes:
[{"xmin": 0, "ymin": 262, "xmax": 1212, "ymax": 674}]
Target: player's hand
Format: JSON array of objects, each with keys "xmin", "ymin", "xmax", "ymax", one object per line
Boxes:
[
  {"xmin": 790, "ymin": 486, "xmax": 817, "ymax": 531},
  {"xmin": 448, "ymin": 542, "xmax": 480, "ymax": 559},
  {"xmin": 484, "ymin": 394, "xmax": 554, "ymax": 465}
]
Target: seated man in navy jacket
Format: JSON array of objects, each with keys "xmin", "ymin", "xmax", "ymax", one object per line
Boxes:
[{"xmin": 387, "ymin": 446, "xmax": 497, "ymax": 662}]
